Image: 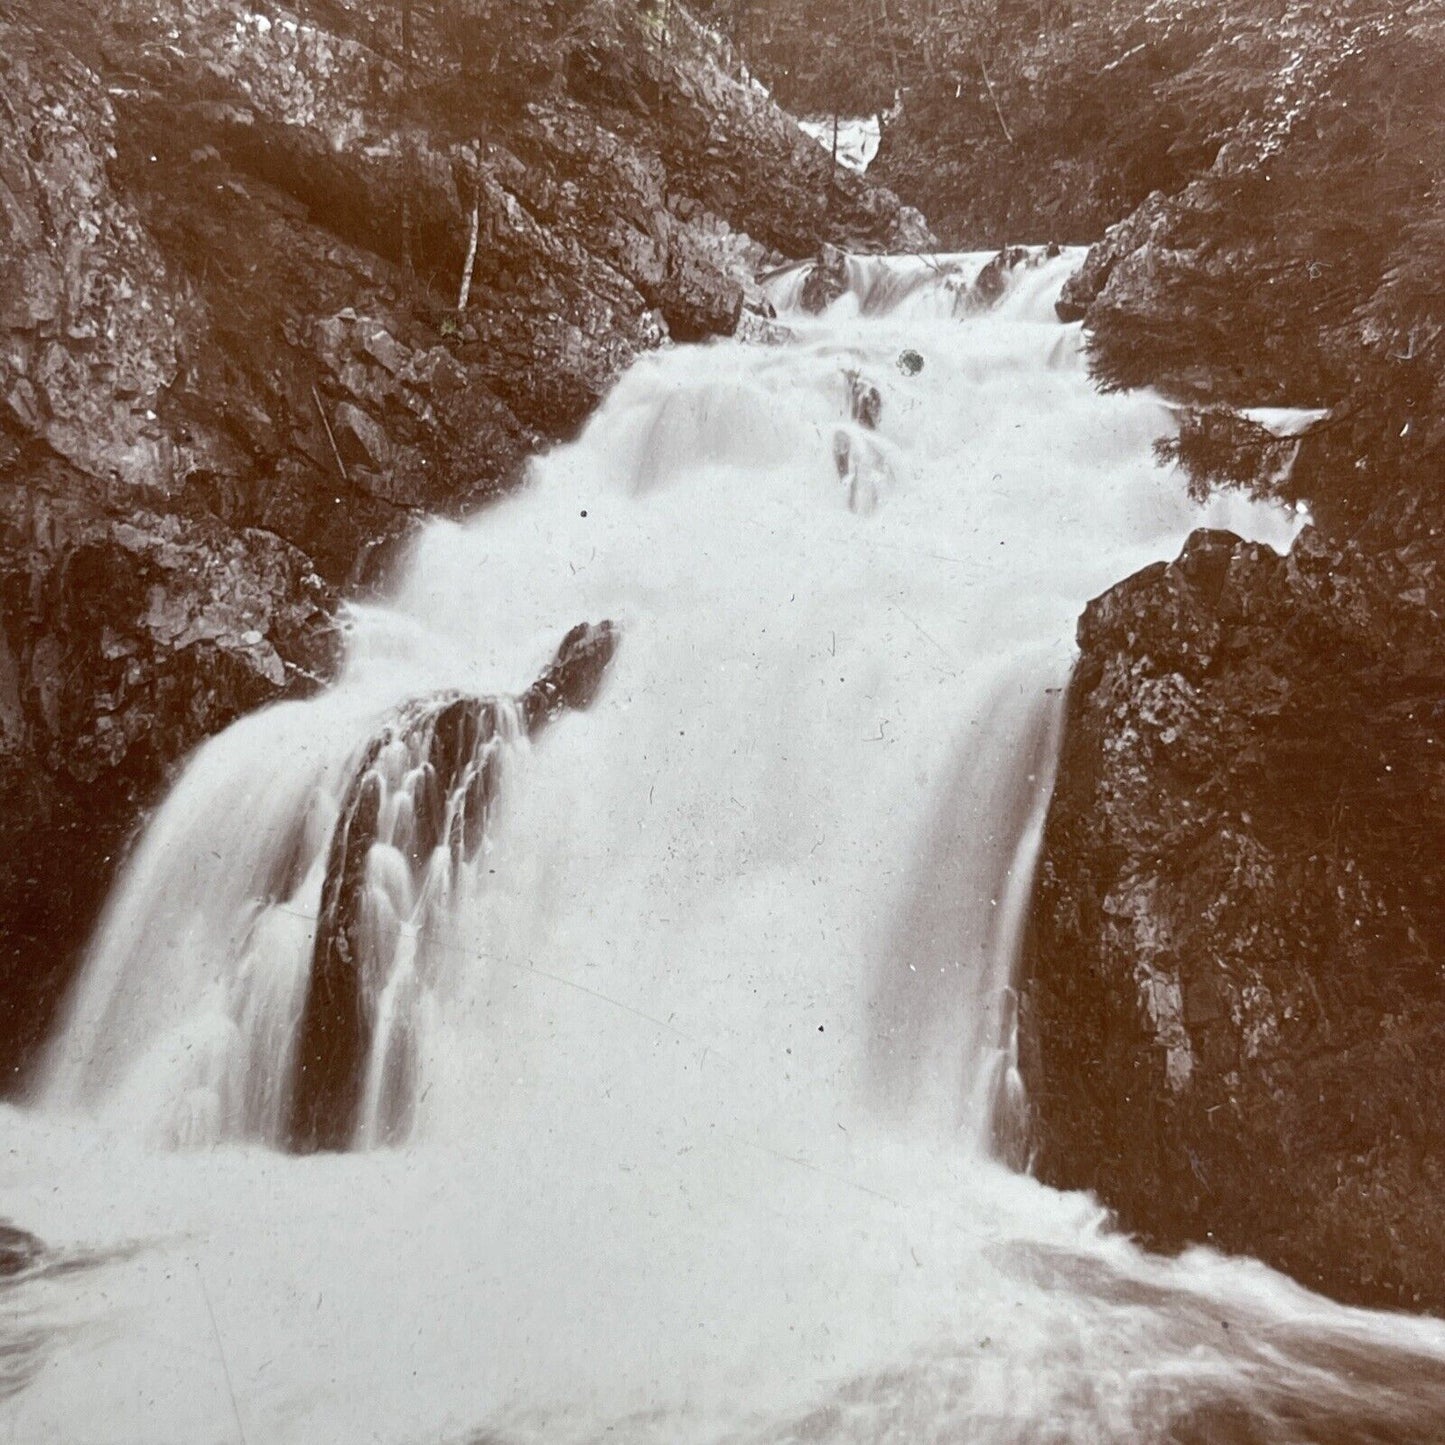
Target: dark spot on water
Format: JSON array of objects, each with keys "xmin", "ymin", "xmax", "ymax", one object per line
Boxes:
[
  {"xmin": 898, "ymin": 349, "xmax": 924, "ymax": 376},
  {"xmin": 0, "ymin": 1225, "xmax": 44, "ymax": 1279},
  {"xmin": 580, "ymin": 510, "xmax": 587, "ymax": 517}
]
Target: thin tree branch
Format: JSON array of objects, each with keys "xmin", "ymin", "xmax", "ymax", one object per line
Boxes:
[
  {"xmin": 457, "ymin": 188, "xmax": 481, "ymax": 313},
  {"xmin": 977, "ymin": 50, "xmax": 1014, "ymax": 145},
  {"xmin": 311, "ymin": 384, "xmax": 349, "ymax": 484}
]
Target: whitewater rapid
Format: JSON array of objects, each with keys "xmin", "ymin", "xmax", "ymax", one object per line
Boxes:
[{"xmin": 6, "ymin": 249, "xmax": 1445, "ymax": 1443}]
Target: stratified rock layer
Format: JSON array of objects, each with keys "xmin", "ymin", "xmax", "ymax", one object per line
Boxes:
[{"xmin": 1021, "ymin": 526, "xmax": 1445, "ymax": 1313}]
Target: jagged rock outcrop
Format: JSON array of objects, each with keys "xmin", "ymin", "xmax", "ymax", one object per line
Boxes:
[
  {"xmin": 1012, "ymin": 0, "xmax": 1445, "ymax": 1317},
  {"xmin": 1021, "ymin": 526, "xmax": 1445, "ymax": 1313},
  {"xmin": 288, "ymin": 620, "xmax": 619, "ymax": 1152},
  {"xmin": 1052, "ymin": 169, "xmax": 1351, "ymax": 406},
  {"xmin": 799, "ymin": 244, "xmax": 850, "ymax": 314},
  {"xmin": 1053, "ymin": 191, "xmax": 1173, "ymax": 325},
  {"xmin": 0, "ymin": 0, "xmax": 927, "ymax": 1081},
  {"xmin": 0, "ymin": 473, "xmax": 338, "ymax": 1081}
]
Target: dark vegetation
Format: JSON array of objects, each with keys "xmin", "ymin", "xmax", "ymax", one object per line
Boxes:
[
  {"xmin": 1059, "ymin": 3, "xmax": 1445, "ymax": 550},
  {"xmin": 694, "ymin": 0, "xmax": 1223, "ymax": 239}
]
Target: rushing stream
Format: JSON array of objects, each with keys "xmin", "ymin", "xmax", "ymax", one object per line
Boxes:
[{"xmin": 6, "ymin": 250, "xmax": 1445, "ymax": 1442}]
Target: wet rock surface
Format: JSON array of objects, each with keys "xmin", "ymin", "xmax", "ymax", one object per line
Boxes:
[
  {"xmin": 288, "ymin": 620, "xmax": 619, "ymax": 1152},
  {"xmin": 1021, "ymin": 526, "xmax": 1445, "ymax": 1313},
  {"xmin": 798, "ymin": 244, "xmax": 851, "ymax": 315},
  {"xmin": 0, "ymin": 1223, "xmax": 44, "ymax": 1279},
  {"xmin": 1012, "ymin": 1, "xmax": 1445, "ymax": 1317},
  {"xmin": 0, "ymin": 0, "xmax": 924, "ymax": 1080},
  {"xmin": 0, "ymin": 470, "xmax": 339, "ymax": 1080}
]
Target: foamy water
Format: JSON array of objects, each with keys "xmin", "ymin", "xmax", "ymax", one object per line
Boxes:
[{"xmin": 6, "ymin": 249, "xmax": 1445, "ymax": 1444}]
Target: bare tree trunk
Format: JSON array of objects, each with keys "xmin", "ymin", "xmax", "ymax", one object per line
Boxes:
[
  {"xmin": 399, "ymin": 0, "xmax": 414, "ymax": 272},
  {"xmin": 312, "ymin": 385, "xmax": 349, "ymax": 484},
  {"xmin": 457, "ymin": 188, "xmax": 481, "ymax": 313},
  {"xmin": 977, "ymin": 51, "xmax": 1014, "ymax": 144},
  {"xmin": 830, "ymin": 111, "xmax": 840, "ymax": 207}
]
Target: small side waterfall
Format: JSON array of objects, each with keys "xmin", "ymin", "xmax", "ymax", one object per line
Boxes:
[
  {"xmin": 42, "ymin": 620, "xmax": 618, "ymax": 1151},
  {"xmin": 11, "ymin": 246, "xmax": 1445, "ymax": 1445},
  {"xmin": 290, "ymin": 688, "xmax": 526, "ymax": 1153},
  {"xmin": 290, "ymin": 617, "xmax": 618, "ymax": 1151}
]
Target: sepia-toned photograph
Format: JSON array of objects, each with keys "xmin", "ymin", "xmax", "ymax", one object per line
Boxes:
[{"xmin": 3, "ymin": 0, "xmax": 1445, "ymax": 1439}]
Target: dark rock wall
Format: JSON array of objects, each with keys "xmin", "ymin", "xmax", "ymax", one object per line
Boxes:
[
  {"xmin": 1011, "ymin": 1, "xmax": 1445, "ymax": 1314},
  {"xmin": 871, "ymin": 6, "xmax": 1219, "ymax": 249},
  {"xmin": 0, "ymin": 0, "xmax": 927, "ymax": 1082},
  {"xmin": 1022, "ymin": 526, "xmax": 1445, "ymax": 1313}
]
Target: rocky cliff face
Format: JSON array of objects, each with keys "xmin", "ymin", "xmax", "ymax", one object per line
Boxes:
[
  {"xmin": 1021, "ymin": 525, "xmax": 1445, "ymax": 1312},
  {"xmin": 870, "ymin": 4, "xmax": 1221, "ymax": 249},
  {"xmin": 0, "ymin": 0, "xmax": 928, "ymax": 1081},
  {"xmin": 1014, "ymin": 1, "xmax": 1445, "ymax": 1313}
]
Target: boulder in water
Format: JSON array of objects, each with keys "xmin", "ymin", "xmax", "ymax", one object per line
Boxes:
[
  {"xmin": 0, "ymin": 1222, "xmax": 44, "ymax": 1277},
  {"xmin": 520, "ymin": 620, "xmax": 621, "ymax": 731},
  {"xmin": 846, "ymin": 370, "xmax": 882, "ymax": 430},
  {"xmin": 1022, "ymin": 526, "xmax": 1445, "ymax": 1314},
  {"xmin": 972, "ymin": 245, "xmax": 1056, "ymax": 309},
  {"xmin": 736, "ymin": 310, "xmax": 795, "ymax": 347},
  {"xmin": 286, "ymin": 621, "xmax": 620, "ymax": 1153},
  {"xmin": 799, "ymin": 245, "xmax": 850, "ymax": 315},
  {"xmin": 972, "ymin": 246, "xmax": 1029, "ymax": 306}
]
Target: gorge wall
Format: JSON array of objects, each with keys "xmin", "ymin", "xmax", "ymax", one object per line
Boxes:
[
  {"xmin": 1020, "ymin": 525, "xmax": 1445, "ymax": 1313},
  {"xmin": 0, "ymin": 0, "xmax": 928, "ymax": 1081},
  {"xmin": 1000, "ymin": 1, "xmax": 1445, "ymax": 1313}
]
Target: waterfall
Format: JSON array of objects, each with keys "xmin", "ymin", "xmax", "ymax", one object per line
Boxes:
[{"xmin": 9, "ymin": 247, "xmax": 1445, "ymax": 1444}]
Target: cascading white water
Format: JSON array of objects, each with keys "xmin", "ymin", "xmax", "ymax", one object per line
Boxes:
[
  {"xmin": 798, "ymin": 115, "xmax": 881, "ymax": 172},
  {"xmin": 7, "ymin": 248, "xmax": 1445, "ymax": 1444}
]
